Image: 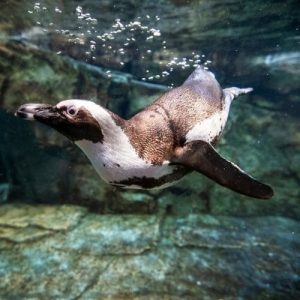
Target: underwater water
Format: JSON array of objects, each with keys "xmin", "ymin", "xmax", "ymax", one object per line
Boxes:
[{"xmin": 0, "ymin": 0, "xmax": 299, "ymax": 299}]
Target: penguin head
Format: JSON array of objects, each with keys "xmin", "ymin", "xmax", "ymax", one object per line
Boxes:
[{"xmin": 15, "ymin": 100, "xmax": 104, "ymax": 143}]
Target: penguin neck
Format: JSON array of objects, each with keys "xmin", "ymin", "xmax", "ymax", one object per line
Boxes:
[
  {"xmin": 74, "ymin": 108, "xmax": 148, "ymax": 179},
  {"xmin": 75, "ymin": 106, "xmax": 127, "ymax": 158}
]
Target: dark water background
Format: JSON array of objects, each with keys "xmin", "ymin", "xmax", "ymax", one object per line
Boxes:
[{"xmin": 0, "ymin": 0, "xmax": 299, "ymax": 299}]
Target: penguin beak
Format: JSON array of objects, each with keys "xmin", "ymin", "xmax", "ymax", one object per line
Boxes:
[
  {"xmin": 15, "ymin": 103, "xmax": 61, "ymax": 122},
  {"xmin": 15, "ymin": 103, "xmax": 74, "ymax": 139}
]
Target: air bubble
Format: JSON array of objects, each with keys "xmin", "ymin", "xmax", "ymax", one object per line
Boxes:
[
  {"xmin": 34, "ymin": 2, "xmax": 40, "ymax": 11},
  {"xmin": 55, "ymin": 7, "xmax": 62, "ymax": 13}
]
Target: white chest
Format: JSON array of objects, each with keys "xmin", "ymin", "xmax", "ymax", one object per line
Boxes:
[{"xmin": 76, "ymin": 135, "xmax": 176, "ymax": 188}]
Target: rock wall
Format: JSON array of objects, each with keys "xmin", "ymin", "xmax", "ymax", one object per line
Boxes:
[{"xmin": 0, "ymin": 204, "xmax": 299, "ymax": 299}]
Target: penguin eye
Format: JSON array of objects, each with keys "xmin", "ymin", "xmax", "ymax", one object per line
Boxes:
[{"xmin": 67, "ymin": 106, "xmax": 78, "ymax": 116}]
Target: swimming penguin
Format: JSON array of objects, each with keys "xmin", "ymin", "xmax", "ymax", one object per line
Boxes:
[{"xmin": 15, "ymin": 67, "xmax": 273, "ymax": 199}]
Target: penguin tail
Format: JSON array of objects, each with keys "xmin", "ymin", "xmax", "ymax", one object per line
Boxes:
[{"xmin": 223, "ymin": 87, "xmax": 253, "ymax": 102}]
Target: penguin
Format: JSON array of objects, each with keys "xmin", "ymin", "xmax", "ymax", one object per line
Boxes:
[{"xmin": 15, "ymin": 67, "xmax": 273, "ymax": 199}]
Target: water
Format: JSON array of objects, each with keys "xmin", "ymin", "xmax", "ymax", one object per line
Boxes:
[{"xmin": 0, "ymin": 0, "xmax": 299, "ymax": 299}]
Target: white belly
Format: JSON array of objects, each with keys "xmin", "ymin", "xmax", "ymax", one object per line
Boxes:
[
  {"xmin": 76, "ymin": 138, "xmax": 179, "ymax": 189},
  {"xmin": 96, "ymin": 158, "xmax": 177, "ymax": 185}
]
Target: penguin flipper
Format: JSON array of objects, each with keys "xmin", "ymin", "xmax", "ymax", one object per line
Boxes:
[{"xmin": 172, "ymin": 140, "xmax": 273, "ymax": 199}]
